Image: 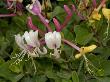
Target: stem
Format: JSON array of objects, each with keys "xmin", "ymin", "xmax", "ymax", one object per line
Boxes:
[
  {"xmin": 97, "ymin": 0, "xmax": 106, "ymax": 11},
  {"xmin": 44, "ymin": 0, "xmax": 48, "ymax": 18},
  {"xmin": 77, "ymin": 58, "xmax": 84, "ymax": 75},
  {"xmin": 104, "ymin": 19, "xmax": 110, "ymax": 40},
  {"xmin": 71, "ymin": 5, "xmax": 85, "ymax": 20},
  {"xmin": 60, "ymin": 15, "xmax": 72, "ymax": 31},
  {"xmin": 62, "ymin": 39, "xmax": 80, "ymax": 52},
  {"xmin": 27, "ymin": 17, "xmax": 45, "ymax": 35},
  {"xmin": 31, "ymin": 57, "xmax": 37, "ymax": 74},
  {"xmin": 0, "ymin": 14, "xmax": 16, "ymax": 17}
]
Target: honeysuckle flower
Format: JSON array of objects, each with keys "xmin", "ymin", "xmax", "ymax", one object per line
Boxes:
[
  {"xmin": 75, "ymin": 45, "xmax": 97, "ymax": 59},
  {"xmin": 15, "ymin": 30, "xmax": 47, "ymax": 60},
  {"xmin": 89, "ymin": 0, "xmax": 106, "ymax": 23},
  {"xmin": 102, "ymin": 7, "xmax": 110, "ymax": 20},
  {"xmin": 26, "ymin": 0, "xmax": 41, "ymax": 15},
  {"xmin": 45, "ymin": 31, "xmax": 61, "ymax": 58},
  {"xmin": 89, "ymin": 9, "xmax": 101, "ymax": 22}
]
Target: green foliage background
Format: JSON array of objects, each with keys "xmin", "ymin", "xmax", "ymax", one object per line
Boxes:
[{"xmin": 0, "ymin": 0, "xmax": 110, "ymax": 82}]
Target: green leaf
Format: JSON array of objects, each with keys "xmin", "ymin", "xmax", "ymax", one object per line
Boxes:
[
  {"xmin": 97, "ymin": 77, "xmax": 110, "ymax": 82},
  {"xmin": 34, "ymin": 75, "xmax": 47, "ymax": 82},
  {"xmin": 72, "ymin": 71, "xmax": 79, "ymax": 82},
  {"xmin": 0, "ymin": 61, "xmax": 24, "ymax": 82},
  {"xmin": 45, "ymin": 70, "xmax": 58, "ymax": 79},
  {"xmin": 74, "ymin": 25, "xmax": 93, "ymax": 45},
  {"xmin": 57, "ymin": 71, "xmax": 71, "ymax": 79},
  {"xmin": 101, "ymin": 60, "xmax": 110, "ymax": 76},
  {"xmin": 21, "ymin": 76, "xmax": 33, "ymax": 82},
  {"xmin": 9, "ymin": 63, "xmax": 23, "ymax": 73}
]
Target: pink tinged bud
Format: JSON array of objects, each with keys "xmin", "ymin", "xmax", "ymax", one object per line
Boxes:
[
  {"xmin": 64, "ymin": 5, "xmax": 72, "ymax": 15},
  {"xmin": 92, "ymin": 0, "xmax": 97, "ymax": 8},
  {"xmin": 27, "ymin": 17, "xmax": 45, "ymax": 35},
  {"xmin": 0, "ymin": 14, "xmax": 16, "ymax": 17},
  {"xmin": 72, "ymin": 5, "xmax": 76, "ymax": 12},
  {"xmin": 53, "ymin": 18, "xmax": 61, "ymax": 32}
]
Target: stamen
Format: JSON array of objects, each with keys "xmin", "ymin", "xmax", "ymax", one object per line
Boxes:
[{"xmin": 11, "ymin": 50, "xmax": 27, "ymax": 65}]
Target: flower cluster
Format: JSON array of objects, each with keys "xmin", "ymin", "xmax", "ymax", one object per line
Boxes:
[{"xmin": 14, "ymin": 0, "xmax": 98, "ymax": 64}]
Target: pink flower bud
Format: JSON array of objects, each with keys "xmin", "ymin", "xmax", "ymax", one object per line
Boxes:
[
  {"xmin": 53, "ymin": 18, "xmax": 61, "ymax": 32},
  {"xmin": 92, "ymin": 0, "xmax": 97, "ymax": 8},
  {"xmin": 72, "ymin": 5, "xmax": 76, "ymax": 12},
  {"xmin": 64, "ymin": 5, "xmax": 72, "ymax": 15}
]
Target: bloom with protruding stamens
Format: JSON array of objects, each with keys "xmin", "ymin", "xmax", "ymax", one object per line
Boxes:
[
  {"xmin": 26, "ymin": 0, "xmax": 41, "ymax": 15},
  {"xmin": 75, "ymin": 45, "xmax": 97, "ymax": 59},
  {"xmin": 45, "ymin": 31, "xmax": 61, "ymax": 58},
  {"xmin": 14, "ymin": 30, "xmax": 47, "ymax": 64}
]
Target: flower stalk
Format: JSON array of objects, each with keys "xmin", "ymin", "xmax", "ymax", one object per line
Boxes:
[{"xmin": 0, "ymin": 14, "xmax": 16, "ymax": 17}]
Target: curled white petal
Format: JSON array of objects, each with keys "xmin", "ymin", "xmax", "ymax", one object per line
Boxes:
[
  {"xmin": 23, "ymin": 31, "xmax": 34, "ymax": 47},
  {"xmin": 23, "ymin": 30, "xmax": 40, "ymax": 47},
  {"xmin": 29, "ymin": 30, "xmax": 40, "ymax": 47},
  {"xmin": 15, "ymin": 34, "xmax": 27, "ymax": 50}
]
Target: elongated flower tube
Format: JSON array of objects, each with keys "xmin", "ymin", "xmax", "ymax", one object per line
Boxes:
[
  {"xmin": 14, "ymin": 30, "xmax": 47, "ymax": 64},
  {"xmin": 0, "ymin": 14, "xmax": 16, "ymax": 17},
  {"xmin": 45, "ymin": 31, "xmax": 61, "ymax": 58}
]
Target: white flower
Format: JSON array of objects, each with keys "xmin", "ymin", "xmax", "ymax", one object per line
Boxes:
[
  {"xmin": 45, "ymin": 31, "xmax": 61, "ymax": 58},
  {"xmin": 14, "ymin": 30, "xmax": 47, "ymax": 64}
]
